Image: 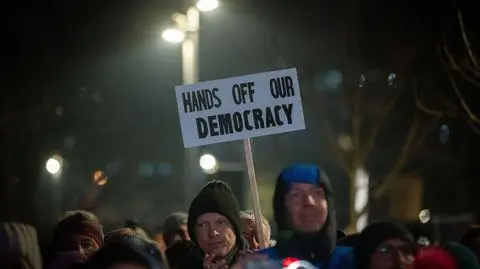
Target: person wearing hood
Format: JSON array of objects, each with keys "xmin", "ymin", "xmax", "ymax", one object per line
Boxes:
[
  {"xmin": 0, "ymin": 222, "xmax": 42, "ymax": 269},
  {"xmin": 181, "ymin": 180, "xmax": 248, "ymax": 269},
  {"xmin": 354, "ymin": 222, "xmax": 416, "ymax": 269},
  {"xmin": 257, "ymin": 164, "xmax": 354, "ymax": 269}
]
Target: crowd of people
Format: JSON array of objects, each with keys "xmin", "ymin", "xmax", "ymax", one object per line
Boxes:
[{"xmin": 2, "ymin": 164, "xmax": 480, "ymax": 269}]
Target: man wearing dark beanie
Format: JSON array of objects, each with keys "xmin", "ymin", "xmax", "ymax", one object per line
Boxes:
[
  {"xmin": 181, "ymin": 180, "xmax": 247, "ymax": 269},
  {"xmin": 354, "ymin": 222, "xmax": 416, "ymax": 269}
]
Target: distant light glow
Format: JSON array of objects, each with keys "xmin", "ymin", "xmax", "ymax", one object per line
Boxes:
[
  {"xmin": 196, "ymin": 0, "xmax": 219, "ymax": 11},
  {"xmin": 46, "ymin": 155, "xmax": 63, "ymax": 175},
  {"xmin": 162, "ymin": 28, "xmax": 185, "ymax": 43},
  {"xmin": 199, "ymin": 154, "xmax": 216, "ymax": 170},
  {"xmin": 199, "ymin": 154, "xmax": 218, "ymax": 174},
  {"xmin": 356, "ymin": 213, "xmax": 368, "ymax": 232},
  {"xmin": 419, "ymin": 209, "xmax": 431, "ymax": 223},
  {"xmin": 93, "ymin": 170, "xmax": 108, "ymax": 186}
]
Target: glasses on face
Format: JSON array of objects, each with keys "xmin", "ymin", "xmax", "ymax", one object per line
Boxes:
[{"xmin": 376, "ymin": 244, "xmax": 414, "ymax": 256}]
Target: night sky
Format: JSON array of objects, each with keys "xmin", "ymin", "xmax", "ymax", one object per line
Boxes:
[{"xmin": 2, "ymin": 0, "xmax": 480, "ymax": 232}]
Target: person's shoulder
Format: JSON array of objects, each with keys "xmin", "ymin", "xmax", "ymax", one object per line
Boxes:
[
  {"xmin": 328, "ymin": 246, "xmax": 355, "ymax": 269},
  {"xmin": 334, "ymin": 246, "xmax": 353, "ymax": 256},
  {"xmin": 256, "ymin": 246, "xmax": 279, "ymax": 259}
]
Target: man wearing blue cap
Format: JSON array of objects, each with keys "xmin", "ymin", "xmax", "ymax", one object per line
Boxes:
[{"xmin": 257, "ymin": 164, "xmax": 354, "ymax": 269}]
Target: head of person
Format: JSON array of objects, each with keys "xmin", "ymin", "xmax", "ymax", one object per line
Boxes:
[
  {"xmin": 273, "ymin": 164, "xmax": 332, "ymax": 234},
  {"xmin": 239, "ymin": 210, "xmax": 271, "ymax": 249},
  {"xmin": 187, "ymin": 180, "xmax": 245, "ymax": 261},
  {"xmin": 86, "ymin": 237, "xmax": 163, "ymax": 269},
  {"xmin": 461, "ymin": 227, "xmax": 480, "ymax": 261},
  {"xmin": 105, "ymin": 228, "xmax": 149, "ymax": 246},
  {"xmin": 125, "ymin": 221, "xmax": 150, "ymax": 239},
  {"xmin": 355, "ymin": 222, "xmax": 417, "ymax": 269},
  {"xmin": 0, "ymin": 222, "xmax": 42, "ymax": 269},
  {"xmin": 411, "ymin": 246, "xmax": 458, "ymax": 269},
  {"xmin": 272, "ymin": 164, "xmax": 337, "ymax": 262},
  {"xmin": 443, "ymin": 242, "xmax": 480, "ymax": 269},
  {"xmin": 163, "ymin": 212, "xmax": 189, "ymax": 247},
  {"xmin": 52, "ymin": 210, "xmax": 103, "ymax": 256}
]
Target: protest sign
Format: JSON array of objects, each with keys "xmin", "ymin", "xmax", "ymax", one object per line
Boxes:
[{"xmin": 175, "ymin": 68, "xmax": 305, "ymax": 148}]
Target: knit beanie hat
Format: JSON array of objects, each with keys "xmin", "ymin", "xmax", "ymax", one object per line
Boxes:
[
  {"xmin": 0, "ymin": 222, "xmax": 42, "ymax": 269},
  {"xmin": 187, "ymin": 180, "xmax": 242, "ymax": 247},
  {"xmin": 52, "ymin": 211, "xmax": 104, "ymax": 252},
  {"xmin": 444, "ymin": 242, "xmax": 480, "ymax": 269},
  {"xmin": 354, "ymin": 222, "xmax": 416, "ymax": 269}
]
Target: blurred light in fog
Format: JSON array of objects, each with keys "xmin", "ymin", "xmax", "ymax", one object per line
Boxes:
[
  {"xmin": 46, "ymin": 155, "xmax": 63, "ymax": 175},
  {"xmin": 139, "ymin": 162, "xmax": 155, "ymax": 177},
  {"xmin": 419, "ymin": 209, "xmax": 431, "ymax": 223},
  {"xmin": 162, "ymin": 28, "xmax": 185, "ymax": 43},
  {"xmin": 199, "ymin": 154, "xmax": 218, "ymax": 174},
  {"xmin": 196, "ymin": 0, "xmax": 219, "ymax": 11},
  {"xmin": 93, "ymin": 170, "xmax": 108, "ymax": 186},
  {"xmin": 157, "ymin": 163, "xmax": 173, "ymax": 176}
]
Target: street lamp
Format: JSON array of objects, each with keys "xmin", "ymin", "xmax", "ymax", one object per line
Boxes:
[
  {"xmin": 199, "ymin": 153, "xmax": 219, "ymax": 174},
  {"xmin": 162, "ymin": 0, "xmax": 220, "ymax": 206},
  {"xmin": 162, "ymin": 28, "xmax": 185, "ymax": 43},
  {"xmin": 419, "ymin": 209, "xmax": 431, "ymax": 224},
  {"xmin": 46, "ymin": 155, "xmax": 63, "ymax": 175},
  {"xmin": 196, "ymin": 0, "xmax": 219, "ymax": 12}
]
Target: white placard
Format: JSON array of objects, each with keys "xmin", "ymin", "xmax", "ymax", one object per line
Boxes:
[{"xmin": 175, "ymin": 68, "xmax": 305, "ymax": 148}]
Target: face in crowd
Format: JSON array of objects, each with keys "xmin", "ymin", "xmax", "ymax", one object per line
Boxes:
[
  {"xmin": 241, "ymin": 217, "xmax": 261, "ymax": 249},
  {"xmin": 285, "ymin": 182, "xmax": 328, "ymax": 233},
  {"xmin": 169, "ymin": 224, "xmax": 190, "ymax": 245},
  {"xmin": 369, "ymin": 239, "xmax": 415, "ymax": 269},
  {"xmin": 195, "ymin": 212, "xmax": 236, "ymax": 257},
  {"xmin": 58, "ymin": 234, "xmax": 100, "ymax": 255}
]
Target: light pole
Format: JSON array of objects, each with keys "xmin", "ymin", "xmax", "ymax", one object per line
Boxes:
[{"xmin": 162, "ymin": 0, "xmax": 219, "ymax": 207}]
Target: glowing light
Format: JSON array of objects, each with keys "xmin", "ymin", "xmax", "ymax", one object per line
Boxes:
[
  {"xmin": 199, "ymin": 154, "xmax": 218, "ymax": 174},
  {"xmin": 196, "ymin": 0, "xmax": 219, "ymax": 11},
  {"xmin": 282, "ymin": 257, "xmax": 299, "ymax": 268},
  {"xmin": 46, "ymin": 155, "xmax": 63, "ymax": 175},
  {"xmin": 199, "ymin": 154, "xmax": 217, "ymax": 170},
  {"xmin": 162, "ymin": 28, "xmax": 185, "ymax": 43},
  {"xmin": 419, "ymin": 209, "xmax": 431, "ymax": 223},
  {"xmin": 93, "ymin": 170, "xmax": 108, "ymax": 186}
]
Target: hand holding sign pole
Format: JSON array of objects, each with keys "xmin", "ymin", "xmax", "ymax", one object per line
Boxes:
[{"xmin": 175, "ymin": 68, "xmax": 305, "ymax": 249}]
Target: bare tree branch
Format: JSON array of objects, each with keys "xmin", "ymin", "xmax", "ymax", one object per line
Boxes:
[
  {"xmin": 373, "ymin": 113, "xmax": 440, "ymax": 199},
  {"xmin": 445, "ymin": 66, "xmax": 480, "ymax": 124},
  {"xmin": 414, "ymin": 83, "xmax": 448, "ymax": 116},
  {"xmin": 456, "ymin": 9, "xmax": 480, "ymax": 72},
  {"xmin": 467, "ymin": 119, "xmax": 480, "ymax": 136},
  {"xmin": 444, "ymin": 42, "xmax": 480, "ymax": 88},
  {"xmin": 361, "ymin": 84, "xmax": 403, "ymax": 164},
  {"xmin": 320, "ymin": 118, "xmax": 350, "ymax": 173}
]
